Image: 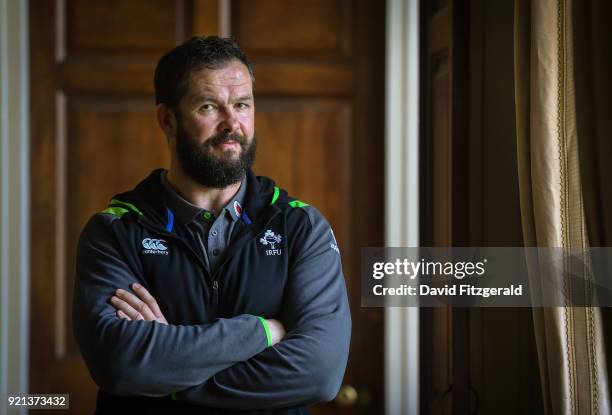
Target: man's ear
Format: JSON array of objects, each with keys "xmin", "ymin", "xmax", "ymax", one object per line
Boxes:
[{"xmin": 156, "ymin": 104, "xmax": 177, "ymax": 138}]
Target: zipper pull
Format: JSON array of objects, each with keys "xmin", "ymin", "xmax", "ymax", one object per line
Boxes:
[{"xmin": 212, "ymin": 280, "xmax": 219, "ymax": 305}]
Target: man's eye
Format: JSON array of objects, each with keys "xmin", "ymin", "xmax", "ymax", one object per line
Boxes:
[
  {"xmin": 236, "ymin": 103, "xmax": 249, "ymax": 110},
  {"xmin": 200, "ymin": 104, "xmax": 215, "ymax": 111}
]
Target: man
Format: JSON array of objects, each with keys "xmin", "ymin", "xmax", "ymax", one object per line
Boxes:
[{"xmin": 72, "ymin": 36, "xmax": 351, "ymax": 414}]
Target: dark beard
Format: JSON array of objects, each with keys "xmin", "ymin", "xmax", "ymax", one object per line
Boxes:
[{"xmin": 175, "ymin": 123, "xmax": 257, "ymax": 189}]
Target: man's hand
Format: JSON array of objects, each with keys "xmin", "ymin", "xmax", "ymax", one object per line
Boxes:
[
  {"xmin": 110, "ymin": 283, "xmax": 287, "ymax": 345},
  {"xmin": 110, "ymin": 283, "xmax": 168, "ymax": 325},
  {"xmin": 265, "ymin": 319, "xmax": 286, "ymax": 346}
]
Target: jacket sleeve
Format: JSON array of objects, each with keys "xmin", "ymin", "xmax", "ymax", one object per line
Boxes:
[
  {"xmin": 72, "ymin": 213, "xmax": 270, "ymax": 397},
  {"xmin": 174, "ymin": 208, "xmax": 352, "ymax": 409}
]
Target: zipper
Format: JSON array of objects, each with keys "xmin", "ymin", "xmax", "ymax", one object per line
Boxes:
[{"xmin": 212, "ymin": 280, "xmax": 219, "ymax": 305}]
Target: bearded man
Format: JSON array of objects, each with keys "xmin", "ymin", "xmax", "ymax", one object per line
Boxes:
[{"xmin": 72, "ymin": 36, "xmax": 351, "ymax": 415}]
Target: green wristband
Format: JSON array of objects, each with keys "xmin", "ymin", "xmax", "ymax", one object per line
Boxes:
[{"xmin": 257, "ymin": 316, "xmax": 273, "ymax": 347}]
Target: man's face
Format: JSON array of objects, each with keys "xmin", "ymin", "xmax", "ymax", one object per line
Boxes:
[{"xmin": 172, "ymin": 60, "xmax": 256, "ymax": 188}]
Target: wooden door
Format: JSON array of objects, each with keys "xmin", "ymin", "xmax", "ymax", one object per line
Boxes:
[{"xmin": 29, "ymin": 1, "xmax": 385, "ymax": 414}]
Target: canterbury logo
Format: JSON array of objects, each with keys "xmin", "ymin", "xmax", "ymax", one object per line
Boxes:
[{"xmin": 142, "ymin": 238, "xmax": 168, "ymax": 255}]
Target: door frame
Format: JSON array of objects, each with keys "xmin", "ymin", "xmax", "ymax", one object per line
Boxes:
[
  {"xmin": 0, "ymin": 0, "xmax": 30, "ymax": 414},
  {"xmin": 384, "ymin": 0, "xmax": 420, "ymax": 414}
]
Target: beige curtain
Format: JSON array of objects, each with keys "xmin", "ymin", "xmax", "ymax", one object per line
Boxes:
[{"xmin": 515, "ymin": 0, "xmax": 610, "ymax": 413}]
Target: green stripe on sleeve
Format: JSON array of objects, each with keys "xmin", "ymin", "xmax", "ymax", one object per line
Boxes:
[
  {"xmin": 257, "ymin": 316, "xmax": 273, "ymax": 347},
  {"xmin": 109, "ymin": 198, "xmax": 143, "ymax": 216},
  {"xmin": 170, "ymin": 392, "xmax": 177, "ymax": 401},
  {"xmin": 270, "ymin": 186, "xmax": 280, "ymax": 205},
  {"xmin": 101, "ymin": 207, "xmax": 129, "ymax": 218},
  {"xmin": 288, "ymin": 200, "xmax": 309, "ymax": 208}
]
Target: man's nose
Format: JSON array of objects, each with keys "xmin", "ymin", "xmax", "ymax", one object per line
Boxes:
[{"xmin": 219, "ymin": 108, "xmax": 240, "ymax": 134}]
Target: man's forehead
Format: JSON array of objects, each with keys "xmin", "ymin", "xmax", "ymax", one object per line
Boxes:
[{"xmin": 188, "ymin": 62, "xmax": 252, "ymax": 89}]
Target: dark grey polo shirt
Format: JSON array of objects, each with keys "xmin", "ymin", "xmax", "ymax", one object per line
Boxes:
[{"xmin": 160, "ymin": 171, "xmax": 246, "ymax": 273}]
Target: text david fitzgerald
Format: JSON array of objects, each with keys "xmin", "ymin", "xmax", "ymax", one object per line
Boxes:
[{"xmin": 373, "ymin": 284, "xmax": 523, "ymax": 298}]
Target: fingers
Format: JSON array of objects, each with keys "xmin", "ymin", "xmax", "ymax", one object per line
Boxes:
[
  {"xmin": 110, "ymin": 293, "xmax": 143, "ymax": 321},
  {"xmin": 131, "ymin": 283, "xmax": 165, "ymax": 320},
  {"xmin": 112, "ymin": 288, "xmax": 156, "ymax": 321},
  {"xmin": 109, "ymin": 284, "xmax": 168, "ymax": 325}
]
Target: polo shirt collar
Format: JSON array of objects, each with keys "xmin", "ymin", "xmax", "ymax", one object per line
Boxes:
[{"xmin": 160, "ymin": 171, "xmax": 247, "ymax": 224}]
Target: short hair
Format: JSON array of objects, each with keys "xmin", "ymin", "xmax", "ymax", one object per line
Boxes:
[{"xmin": 154, "ymin": 36, "xmax": 255, "ymax": 110}]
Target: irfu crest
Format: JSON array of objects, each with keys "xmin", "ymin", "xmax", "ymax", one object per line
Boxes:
[{"xmin": 260, "ymin": 230, "xmax": 282, "ymax": 256}]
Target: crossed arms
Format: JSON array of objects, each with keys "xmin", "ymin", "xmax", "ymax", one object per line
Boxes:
[
  {"xmin": 110, "ymin": 283, "xmax": 286, "ymax": 347},
  {"xmin": 72, "ymin": 212, "xmax": 351, "ymax": 410}
]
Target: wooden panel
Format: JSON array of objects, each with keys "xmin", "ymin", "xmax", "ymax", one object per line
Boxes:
[
  {"xmin": 253, "ymin": 99, "xmax": 351, "ymax": 260},
  {"xmin": 430, "ymin": 0, "xmax": 449, "ymax": 16},
  {"xmin": 60, "ymin": 61, "xmax": 353, "ymax": 96},
  {"xmin": 420, "ymin": 1, "xmax": 455, "ymax": 414},
  {"xmin": 60, "ymin": 60, "xmax": 156, "ymax": 94},
  {"xmin": 342, "ymin": 2, "xmax": 385, "ymax": 414},
  {"xmin": 432, "ymin": 57, "xmax": 451, "ymax": 246},
  {"xmin": 233, "ymin": 0, "xmax": 351, "ymax": 59},
  {"xmin": 66, "ymin": 0, "xmax": 183, "ymax": 55},
  {"xmin": 66, "ymin": 97, "xmax": 169, "ymax": 223},
  {"xmin": 192, "ymin": 0, "xmax": 220, "ymax": 36},
  {"xmin": 429, "ymin": 7, "xmax": 450, "ymax": 54},
  {"xmin": 63, "ymin": 97, "xmax": 170, "ymax": 354},
  {"xmin": 255, "ymin": 62, "xmax": 353, "ymax": 96},
  {"xmin": 432, "ymin": 309, "xmax": 452, "ymax": 413}
]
